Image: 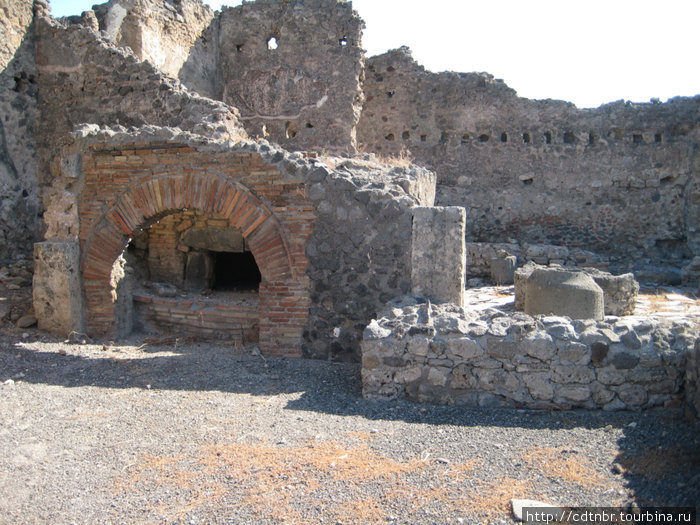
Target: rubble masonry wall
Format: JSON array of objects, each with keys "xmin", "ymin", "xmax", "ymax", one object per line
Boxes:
[
  {"xmin": 357, "ymin": 49, "xmax": 700, "ymax": 268},
  {"xmin": 0, "ymin": 0, "xmax": 39, "ymax": 259},
  {"xmin": 362, "ymin": 300, "xmax": 699, "ymax": 411}
]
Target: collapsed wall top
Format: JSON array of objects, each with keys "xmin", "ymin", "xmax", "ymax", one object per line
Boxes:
[{"xmin": 179, "ymin": 0, "xmax": 365, "ymax": 152}]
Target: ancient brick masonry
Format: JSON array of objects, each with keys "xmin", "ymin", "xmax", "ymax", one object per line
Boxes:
[
  {"xmin": 38, "ymin": 125, "xmax": 435, "ymax": 359},
  {"xmin": 75, "ymin": 136, "xmax": 313, "ymax": 356}
]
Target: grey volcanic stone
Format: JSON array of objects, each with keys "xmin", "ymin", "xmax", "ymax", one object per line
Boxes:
[
  {"xmin": 182, "ymin": 228, "xmax": 245, "ymax": 252},
  {"xmin": 32, "ymin": 241, "xmax": 84, "ymax": 336},
  {"xmin": 361, "ymin": 297, "xmax": 697, "ymax": 410},
  {"xmin": 411, "ymin": 206, "xmax": 466, "ymax": 306},
  {"xmin": 582, "ymin": 269, "xmax": 639, "ymax": 316},
  {"xmin": 523, "ymin": 268, "xmax": 604, "ymax": 320},
  {"xmin": 514, "ymin": 261, "xmax": 537, "ymax": 310},
  {"xmin": 490, "ymin": 255, "xmax": 517, "ymax": 285}
]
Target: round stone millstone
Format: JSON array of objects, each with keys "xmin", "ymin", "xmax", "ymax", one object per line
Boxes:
[{"xmin": 524, "ymin": 267, "xmax": 604, "ymax": 320}]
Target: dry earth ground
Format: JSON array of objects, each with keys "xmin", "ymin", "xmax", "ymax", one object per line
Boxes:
[{"xmin": 0, "ymin": 286, "xmax": 699, "ymax": 524}]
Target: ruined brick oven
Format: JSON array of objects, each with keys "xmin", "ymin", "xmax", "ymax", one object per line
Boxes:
[
  {"xmin": 34, "ymin": 126, "xmax": 436, "ymax": 359},
  {"xmin": 36, "ymin": 130, "xmax": 316, "ymax": 356}
]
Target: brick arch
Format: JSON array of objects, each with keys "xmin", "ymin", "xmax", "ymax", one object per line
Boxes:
[
  {"xmin": 80, "ymin": 172, "xmax": 303, "ymax": 352},
  {"xmin": 82, "ymin": 173, "xmax": 295, "ymax": 282}
]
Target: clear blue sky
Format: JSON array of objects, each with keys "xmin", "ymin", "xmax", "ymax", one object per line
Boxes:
[{"xmin": 49, "ymin": 0, "xmax": 699, "ymax": 108}]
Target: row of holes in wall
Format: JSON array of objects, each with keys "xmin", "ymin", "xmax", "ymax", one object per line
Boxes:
[
  {"xmin": 235, "ymin": 35, "xmax": 350, "ymax": 52},
  {"xmin": 383, "ymin": 129, "xmax": 665, "ymax": 146}
]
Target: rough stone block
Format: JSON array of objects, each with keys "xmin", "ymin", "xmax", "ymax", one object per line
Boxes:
[
  {"xmin": 411, "ymin": 206, "xmax": 466, "ymax": 306},
  {"xmin": 490, "ymin": 255, "xmax": 517, "ymax": 285},
  {"xmin": 182, "ymin": 227, "xmax": 246, "ymax": 252},
  {"xmin": 552, "ymin": 364, "xmax": 595, "ymax": 384},
  {"xmin": 522, "ymin": 332, "xmax": 556, "ymax": 361},
  {"xmin": 522, "ymin": 372, "xmax": 554, "ymax": 400},
  {"xmin": 513, "ymin": 261, "xmax": 537, "ymax": 310},
  {"xmin": 556, "ymin": 384, "xmax": 592, "ymax": 403},
  {"xmin": 582, "ymin": 268, "xmax": 639, "ymax": 316},
  {"xmin": 523, "ymin": 267, "xmax": 604, "ymax": 320},
  {"xmin": 32, "ymin": 241, "xmax": 84, "ymax": 336},
  {"xmin": 184, "ymin": 251, "xmax": 214, "ymax": 291}
]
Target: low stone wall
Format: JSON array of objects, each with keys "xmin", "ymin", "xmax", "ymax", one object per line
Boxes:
[
  {"xmin": 467, "ymin": 242, "xmax": 608, "ymax": 280},
  {"xmin": 362, "ymin": 300, "xmax": 699, "ymax": 410}
]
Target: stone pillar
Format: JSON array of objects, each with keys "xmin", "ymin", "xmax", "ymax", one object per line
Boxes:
[
  {"xmin": 32, "ymin": 241, "xmax": 84, "ymax": 336},
  {"xmin": 411, "ymin": 206, "xmax": 466, "ymax": 306}
]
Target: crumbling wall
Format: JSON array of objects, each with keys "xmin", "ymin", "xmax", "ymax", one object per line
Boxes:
[
  {"xmin": 303, "ymin": 157, "xmax": 435, "ymax": 360},
  {"xmin": 180, "ymin": 0, "xmax": 365, "ymax": 152},
  {"xmin": 35, "ymin": 13, "xmax": 246, "ymax": 197},
  {"xmin": 357, "ymin": 48, "xmax": 700, "ymax": 269},
  {"xmin": 92, "ymin": 0, "xmax": 215, "ymax": 79},
  {"xmin": 0, "ymin": 0, "xmax": 39, "ymax": 259}
]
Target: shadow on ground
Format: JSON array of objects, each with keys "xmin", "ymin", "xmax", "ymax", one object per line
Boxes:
[{"xmin": 2, "ymin": 329, "xmax": 699, "ymax": 509}]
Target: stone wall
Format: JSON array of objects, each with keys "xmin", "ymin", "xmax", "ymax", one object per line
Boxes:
[
  {"xmin": 180, "ymin": 0, "xmax": 365, "ymax": 152},
  {"xmin": 686, "ymin": 339, "xmax": 700, "ymax": 421},
  {"xmin": 0, "ymin": 0, "xmax": 39, "ymax": 259},
  {"xmin": 362, "ymin": 300, "xmax": 699, "ymax": 410},
  {"xmin": 357, "ymin": 48, "xmax": 700, "ymax": 269},
  {"xmin": 35, "ymin": 13, "xmax": 247, "ymax": 195},
  {"xmin": 92, "ymin": 0, "xmax": 215, "ymax": 79},
  {"xmin": 303, "ymin": 156, "xmax": 435, "ymax": 359},
  {"xmin": 467, "ymin": 242, "xmax": 608, "ymax": 280}
]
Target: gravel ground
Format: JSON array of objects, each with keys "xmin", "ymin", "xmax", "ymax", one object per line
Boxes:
[{"xmin": 1, "ymin": 320, "xmax": 699, "ymax": 524}]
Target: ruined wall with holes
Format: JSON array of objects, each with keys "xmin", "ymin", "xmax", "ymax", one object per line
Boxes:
[
  {"xmin": 179, "ymin": 0, "xmax": 364, "ymax": 152},
  {"xmin": 40, "ymin": 126, "xmax": 435, "ymax": 358},
  {"xmin": 0, "ymin": 0, "xmax": 39, "ymax": 259},
  {"xmin": 357, "ymin": 48, "xmax": 700, "ymax": 272}
]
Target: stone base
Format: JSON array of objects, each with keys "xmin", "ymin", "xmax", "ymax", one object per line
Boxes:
[
  {"xmin": 515, "ymin": 263, "xmax": 638, "ymax": 317},
  {"xmin": 32, "ymin": 241, "xmax": 84, "ymax": 336}
]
